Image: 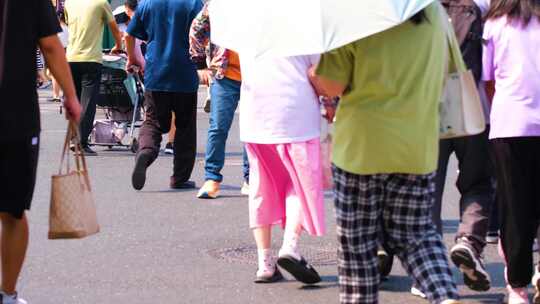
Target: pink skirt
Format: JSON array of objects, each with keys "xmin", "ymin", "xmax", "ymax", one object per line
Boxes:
[{"xmin": 246, "ymin": 138, "xmax": 326, "ymax": 236}]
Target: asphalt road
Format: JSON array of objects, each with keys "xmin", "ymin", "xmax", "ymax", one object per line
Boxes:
[{"xmin": 17, "ymin": 88, "xmax": 511, "ymax": 304}]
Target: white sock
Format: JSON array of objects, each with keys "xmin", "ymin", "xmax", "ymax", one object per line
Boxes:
[
  {"xmin": 257, "ymin": 248, "xmax": 274, "ymax": 273},
  {"xmin": 280, "ymin": 229, "xmax": 301, "ymax": 260}
]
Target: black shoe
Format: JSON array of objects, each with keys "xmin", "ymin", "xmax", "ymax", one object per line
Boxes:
[
  {"xmin": 450, "ymin": 237, "xmax": 491, "ymax": 292},
  {"xmin": 170, "ymin": 179, "xmax": 196, "ymax": 189},
  {"xmin": 132, "ymin": 153, "xmax": 151, "ymax": 190},
  {"xmin": 81, "ymin": 145, "xmax": 97, "ymax": 156},
  {"xmin": 254, "ymin": 268, "xmax": 284, "ymax": 284},
  {"xmin": 277, "ymin": 255, "xmax": 321, "ymax": 285},
  {"xmin": 377, "ymin": 249, "xmax": 394, "ymax": 280}
]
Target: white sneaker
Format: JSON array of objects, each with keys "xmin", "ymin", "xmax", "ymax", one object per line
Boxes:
[
  {"xmin": 507, "ymin": 285, "xmax": 530, "ymax": 304},
  {"xmin": 441, "ymin": 300, "xmax": 461, "ymax": 304},
  {"xmin": 531, "ymin": 265, "xmax": 540, "ymax": 304},
  {"xmin": 410, "ymin": 285, "xmax": 426, "ymax": 299},
  {"xmin": 241, "ymin": 182, "xmax": 249, "ymax": 196},
  {"xmin": 0, "ymin": 291, "xmax": 28, "ymax": 304},
  {"xmin": 450, "ymin": 237, "xmax": 491, "ymax": 291}
]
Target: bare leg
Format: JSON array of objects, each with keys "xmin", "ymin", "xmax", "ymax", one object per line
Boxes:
[
  {"xmin": 52, "ymin": 76, "xmax": 61, "ymax": 99},
  {"xmin": 281, "ymin": 196, "xmax": 303, "ymax": 258},
  {"xmin": 167, "ymin": 113, "xmax": 176, "ymax": 144},
  {"xmin": 0, "ymin": 213, "xmax": 29, "ymax": 294},
  {"xmin": 253, "ymin": 226, "xmax": 275, "ymax": 275},
  {"xmin": 253, "ymin": 226, "xmax": 271, "ymax": 250}
]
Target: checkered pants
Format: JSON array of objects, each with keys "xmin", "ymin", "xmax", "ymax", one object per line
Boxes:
[{"xmin": 333, "ymin": 166, "xmax": 458, "ymax": 304}]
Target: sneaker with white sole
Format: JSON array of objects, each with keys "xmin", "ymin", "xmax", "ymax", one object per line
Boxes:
[
  {"xmin": 164, "ymin": 142, "xmax": 174, "ymax": 155},
  {"xmin": 485, "ymin": 231, "xmax": 499, "ymax": 244},
  {"xmin": 410, "ymin": 285, "xmax": 426, "ymax": 299},
  {"xmin": 197, "ymin": 180, "xmax": 220, "ymax": 199},
  {"xmin": 532, "ymin": 265, "xmax": 540, "ymax": 304},
  {"xmin": 0, "ymin": 291, "xmax": 28, "ymax": 304},
  {"xmin": 241, "ymin": 182, "xmax": 249, "ymax": 196},
  {"xmin": 441, "ymin": 300, "xmax": 462, "ymax": 304},
  {"xmin": 507, "ymin": 285, "xmax": 530, "ymax": 304},
  {"xmin": 450, "ymin": 237, "xmax": 491, "ymax": 291},
  {"xmin": 377, "ymin": 248, "xmax": 394, "ymax": 280}
]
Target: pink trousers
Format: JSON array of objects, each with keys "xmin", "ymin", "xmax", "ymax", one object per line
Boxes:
[{"xmin": 245, "ymin": 138, "xmax": 325, "ymax": 236}]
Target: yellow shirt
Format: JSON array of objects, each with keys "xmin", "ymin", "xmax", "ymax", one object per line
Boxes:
[
  {"xmin": 316, "ymin": 3, "xmax": 462, "ymax": 175},
  {"xmin": 65, "ymin": 0, "xmax": 114, "ymax": 63}
]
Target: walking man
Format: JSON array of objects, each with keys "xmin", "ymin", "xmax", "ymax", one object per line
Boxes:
[
  {"xmin": 64, "ymin": 0, "xmax": 123, "ymax": 155},
  {"xmin": 190, "ymin": 2, "xmax": 250, "ymax": 199},
  {"xmin": 126, "ymin": 0, "xmax": 203, "ymax": 190},
  {"xmin": 0, "ymin": 0, "xmax": 81, "ymax": 302}
]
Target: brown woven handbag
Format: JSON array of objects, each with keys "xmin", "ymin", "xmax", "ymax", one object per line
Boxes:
[{"xmin": 49, "ymin": 122, "xmax": 99, "ymax": 239}]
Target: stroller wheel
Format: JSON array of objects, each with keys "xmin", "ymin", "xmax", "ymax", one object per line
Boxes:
[{"xmin": 130, "ymin": 138, "xmax": 139, "ymax": 153}]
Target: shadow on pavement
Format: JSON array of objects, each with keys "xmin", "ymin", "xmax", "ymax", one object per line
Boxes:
[
  {"xmin": 460, "ymin": 293, "xmax": 505, "ymax": 303},
  {"xmin": 299, "ymin": 275, "xmax": 339, "ymax": 290},
  {"xmin": 380, "ymin": 275, "xmax": 413, "ymax": 293}
]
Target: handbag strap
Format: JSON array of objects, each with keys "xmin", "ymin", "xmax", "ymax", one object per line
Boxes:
[
  {"xmin": 58, "ymin": 122, "xmax": 85, "ymax": 174},
  {"xmin": 58, "ymin": 122, "xmax": 93, "ymax": 190},
  {"xmin": 440, "ymin": 3, "xmax": 467, "ymax": 75}
]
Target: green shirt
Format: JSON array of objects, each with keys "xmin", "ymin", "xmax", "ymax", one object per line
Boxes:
[
  {"xmin": 65, "ymin": 0, "xmax": 114, "ymax": 63},
  {"xmin": 317, "ymin": 2, "xmax": 461, "ymax": 175}
]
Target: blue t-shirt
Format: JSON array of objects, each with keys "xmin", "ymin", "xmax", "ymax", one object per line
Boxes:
[{"xmin": 127, "ymin": 0, "xmax": 202, "ymax": 93}]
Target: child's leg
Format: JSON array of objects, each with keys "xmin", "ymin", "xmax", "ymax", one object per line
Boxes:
[
  {"xmin": 253, "ymin": 226, "xmax": 274, "ymax": 274},
  {"xmin": 279, "ymin": 196, "xmax": 303, "ymax": 260}
]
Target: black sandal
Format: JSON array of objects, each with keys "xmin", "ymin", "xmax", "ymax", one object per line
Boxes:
[{"xmin": 277, "ymin": 255, "xmax": 321, "ymax": 284}]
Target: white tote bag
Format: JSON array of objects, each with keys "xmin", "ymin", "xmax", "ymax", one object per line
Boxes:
[{"xmin": 439, "ymin": 11, "xmax": 486, "ymax": 139}]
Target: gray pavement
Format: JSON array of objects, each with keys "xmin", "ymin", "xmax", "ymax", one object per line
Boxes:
[{"xmin": 18, "ymin": 88, "xmax": 510, "ymax": 303}]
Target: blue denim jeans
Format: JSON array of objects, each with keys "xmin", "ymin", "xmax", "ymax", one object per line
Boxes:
[{"xmin": 205, "ymin": 77, "xmax": 249, "ymax": 183}]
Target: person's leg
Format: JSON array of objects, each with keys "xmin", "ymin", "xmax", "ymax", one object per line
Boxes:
[
  {"xmin": 246, "ymin": 143, "xmax": 287, "ymax": 282},
  {"xmin": 493, "ymin": 138, "xmax": 538, "ymax": 288},
  {"xmin": 450, "ymin": 130, "xmax": 493, "ymax": 291},
  {"xmin": 383, "ymin": 173, "xmax": 458, "ymax": 303},
  {"xmin": 453, "ymin": 130, "xmax": 493, "ymax": 247},
  {"xmin": 78, "ymin": 63, "xmax": 102, "ymax": 149},
  {"xmin": 132, "ymin": 91, "xmax": 172, "ymax": 190},
  {"xmin": 333, "ymin": 166, "xmax": 381, "ymax": 304},
  {"xmin": 243, "ymin": 145, "xmax": 250, "ymax": 184},
  {"xmin": 433, "ymin": 139, "xmax": 453, "ymax": 235},
  {"xmin": 68, "ymin": 63, "xmax": 82, "ymax": 100},
  {"xmin": 203, "ymin": 78, "xmax": 242, "ymax": 183},
  {"xmin": 0, "ymin": 214, "xmax": 28, "ymax": 295},
  {"xmin": 0, "ymin": 136, "xmax": 38, "ymax": 299},
  {"xmin": 171, "ymin": 92, "xmax": 198, "ymax": 186},
  {"xmin": 165, "ymin": 113, "xmax": 176, "ymax": 153},
  {"xmin": 52, "ymin": 76, "xmax": 61, "ymax": 100}
]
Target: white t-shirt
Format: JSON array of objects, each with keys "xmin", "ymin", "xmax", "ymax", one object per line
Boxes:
[
  {"xmin": 58, "ymin": 24, "xmax": 69, "ymax": 48},
  {"xmin": 473, "ymin": 0, "xmax": 490, "ymax": 16},
  {"xmin": 239, "ymin": 55, "xmax": 321, "ymax": 144}
]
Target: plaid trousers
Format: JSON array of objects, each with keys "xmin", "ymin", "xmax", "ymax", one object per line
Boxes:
[{"xmin": 333, "ymin": 165, "xmax": 458, "ymax": 304}]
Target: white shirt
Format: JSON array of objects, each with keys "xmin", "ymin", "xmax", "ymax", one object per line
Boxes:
[
  {"xmin": 58, "ymin": 24, "xmax": 69, "ymax": 48},
  {"xmin": 239, "ymin": 55, "xmax": 321, "ymax": 144},
  {"xmin": 473, "ymin": 0, "xmax": 490, "ymax": 16}
]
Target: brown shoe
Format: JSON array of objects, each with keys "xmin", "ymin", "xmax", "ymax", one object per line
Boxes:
[{"xmin": 197, "ymin": 180, "xmax": 220, "ymax": 199}]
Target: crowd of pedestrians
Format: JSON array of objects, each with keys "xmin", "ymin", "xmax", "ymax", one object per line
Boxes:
[{"xmin": 1, "ymin": 0, "xmax": 539, "ymax": 303}]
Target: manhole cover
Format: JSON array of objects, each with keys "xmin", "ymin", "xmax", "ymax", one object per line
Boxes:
[{"xmin": 207, "ymin": 245, "xmax": 337, "ymax": 267}]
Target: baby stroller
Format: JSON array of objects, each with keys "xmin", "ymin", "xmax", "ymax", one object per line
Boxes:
[{"xmin": 89, "ymin": 53, "xmax": 144, "ymax": 153}]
